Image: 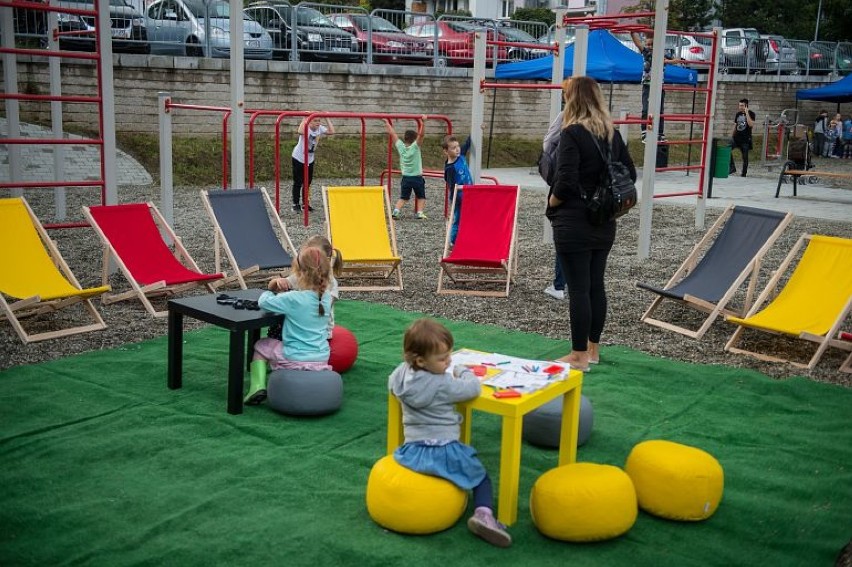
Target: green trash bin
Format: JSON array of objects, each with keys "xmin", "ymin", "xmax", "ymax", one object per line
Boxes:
[{"xmin": 713, "ymin": 141, "xmax": 732, "ymax": 179}]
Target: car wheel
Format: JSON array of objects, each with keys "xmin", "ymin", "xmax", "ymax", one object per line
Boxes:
[{"xmin": 186, "ymin": 37, "xmax": 203, "ymax": 57}]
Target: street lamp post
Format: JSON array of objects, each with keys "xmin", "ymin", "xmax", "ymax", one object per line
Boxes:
[{"xmin": 813, "ymin": 0, "xmax": 822, "ymax": 42}]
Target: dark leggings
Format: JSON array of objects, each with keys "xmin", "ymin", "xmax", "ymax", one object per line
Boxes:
[
  {"xmin": 556, "ymin": 248, "xmax": 610, "ymax": 352},
  {"xmin": 292, "ymin": 158, "xmax": 314, "ymax": 205},
  {"xmin": 472, "ymin": 473, "xmax": 494, "ymax": 510}
]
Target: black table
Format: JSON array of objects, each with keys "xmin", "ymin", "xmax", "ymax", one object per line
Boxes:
[{"xmin": 168, "ymin": 289, "xmax": 281, "ymax": 414}]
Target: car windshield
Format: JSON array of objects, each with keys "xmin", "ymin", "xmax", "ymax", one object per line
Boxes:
[
  {"xmin": 499, "ymin": 27, "xmax": 536, "ymax": 42},
  {"xmin": 445, "ymin": 21, "xmax": 476, "ymax": 32},
  {"xmin": 296, "ymin": 7, "xmax": 335, "ymax": 28},
  {"xmin": 744, "ymin": 29, "xmax": 760, "ymax": 40},
  {"xmin": 350, "ymin": 14, "xmax": 401, "ymax": 33},
  {"xmin": 184, "ymin": 0, "xmax": 229, "ymax": 18}
]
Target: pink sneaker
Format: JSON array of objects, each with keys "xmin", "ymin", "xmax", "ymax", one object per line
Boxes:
[{"xmin": 467, "ymin": 507, "xmax": 512, "ymax": 548}]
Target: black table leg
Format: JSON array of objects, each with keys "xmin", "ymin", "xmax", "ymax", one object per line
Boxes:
[
  {"xmin": 168, "ymin": 309, "xmax": 183, "ymax": 390},
  {"xmin": 228, "ymin": 329, "xmax": 246, "ymax": 415}
]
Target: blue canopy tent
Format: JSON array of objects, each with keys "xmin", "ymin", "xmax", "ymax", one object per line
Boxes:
[
  {"xmin": 495, "ymin": 29, "xmax": 698, "ymax": 85},
  {"xmin": 796, "ymin": 74, "xmax": 852, "ymax": 105}
]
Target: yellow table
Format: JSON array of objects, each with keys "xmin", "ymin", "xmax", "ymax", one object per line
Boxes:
[{"xmin": 386, "ymin": 368, "xmax": 584, "ymax": 526}]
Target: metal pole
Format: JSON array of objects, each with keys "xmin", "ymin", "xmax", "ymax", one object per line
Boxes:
[
  {"xmin": 230, "ymin": 0, "xmax": 245, "ymax": 190},
  {"xmin": 573, "ymin": 24, "xmax": 588, "ymax": 77},
  {"xmin": 550, "ymin": 8, "xmax": 567, "ymax": 121},
  {"xmin": 469, "ymin": 32, "xmax": 486, "ymax": 183},
  {"xmin": 48, "ymin": 0, "xmax": 66, "ymax": 219},
  {"xmin": 158, "ymin": 92, "xmax": 174, "ymax": 231},
  {"xmin": 1, "ymin": 6, "xmax": 22, "ymax": 198},
  {"xmin": 97, "ymin": 0, "xmax": 118, "ymax": 205},
  {"xmin": 636, "ymin": 0, "xmax": 669, "ymax": 260},
  {"xmin": 814, "ymin": 0, "xmax": 822, "ymax": 42}
]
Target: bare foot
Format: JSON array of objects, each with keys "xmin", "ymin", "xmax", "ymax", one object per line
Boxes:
[
  {"xmin": 557, "ymin": 352, "xmax": 590, "ymax": 372},
  {"xmin": 588, "ymin": 342, "xmax": 600, "ymax": 365}
]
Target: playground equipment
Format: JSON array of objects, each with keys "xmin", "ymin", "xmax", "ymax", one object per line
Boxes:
[
  {"xmin": 468, "ymin": 3, "xmax": 722, "ymax": 259},
  {"xmin": 0, "ymin": 0, "xmax": 119, "ymax": 226}
]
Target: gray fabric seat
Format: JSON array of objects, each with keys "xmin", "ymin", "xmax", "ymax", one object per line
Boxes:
[
  {"xmin": 523, "ymin": 395, "xmax": 594, "ymax": 449},
  {"xmin": 267, "ymin": 369, "xmax": 343, "ymax": 416}
]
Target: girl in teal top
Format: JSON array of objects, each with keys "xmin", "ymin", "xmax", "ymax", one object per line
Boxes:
[{"xmin": 245, "ymin": 247, "xmax": 332, "ymax": 406}]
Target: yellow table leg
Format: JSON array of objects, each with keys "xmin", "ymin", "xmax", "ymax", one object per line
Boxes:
[
  {"xmin": 495, "ymin": 415, "xmax": 523, "ymax": 526},
  {"xmin": 386, "ymin": 393, "xmax": 404, "ymax": 455},
  {"xmin": 558, "ymin": 385, "xmax": 582, "ymax": 466},
  {"xmin": 459, "ymin": 405, "xmax": 473, "ymax": 445}
]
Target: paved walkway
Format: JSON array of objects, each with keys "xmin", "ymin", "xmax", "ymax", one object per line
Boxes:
[
  {"xmin": 2, "ymin": 119, "xmax": 849, "ymax": 223},
  {"xmin": 482, "ymin": 166, "xmax": 852, "ymax": 224},
  {"xmin": 0, "ymin": 118, "xmax": 152, "ymax": 187}
]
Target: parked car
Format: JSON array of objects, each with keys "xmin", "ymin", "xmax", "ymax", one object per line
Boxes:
[
  {"xmin": 759, "ymin": 35, "xmax": 799, "ymax": 74},
  {"xmin": 793, "ymin": 42, "xmax": 833, "ymax": 75},
  {"xmin": 146, "ymin": 0, "xmax": 273, "ymax": 59},
  {"xmin": 494, "ymin": 26, "xmax": 548, "ymax": 60},
  {"xmin": 537, "ymin": 28, "xmax": 576, "ymax": 47},
  {"xmin": 720, "ymin": 27, "xmax": 761, "ymax": 73},
  {"xmin": 26, "ymin": 0, "xmax": 150, "ymax": 54},
  {"xmin": 244, "ymin": 1, "xmax": 359, "ymax": 62},
  {"xmin": 328, "ymin": 13, "xmax": 430, "ymax": 64},
  {"xmin": 665, "ymin": 33, "xmax": 710, "ymax": 68},
  {"xmin": 404, "ymin": 20, "xmax": 505, "ymax": 67}
]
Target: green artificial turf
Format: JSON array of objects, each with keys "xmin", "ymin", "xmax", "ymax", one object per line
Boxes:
[{"xmin": 1, "ymin": 300, "xmax": 850, "ymax": 566}]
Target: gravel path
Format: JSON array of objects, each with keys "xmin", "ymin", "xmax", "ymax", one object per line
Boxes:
[{"xmin": 3, "ymin": 178, "xmax": 851, "ymax": 387}]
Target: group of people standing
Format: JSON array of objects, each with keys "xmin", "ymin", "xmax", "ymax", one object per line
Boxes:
[{"xmin": 813, "ymin": 110, "xmax": 852, "ymax": 159}]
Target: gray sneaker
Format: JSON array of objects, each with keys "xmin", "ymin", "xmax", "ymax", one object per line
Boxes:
[
  {"xmin": 544, "ymin": 285, "xmax": 565, "ymax": 300},
  {"xmin": 467, "ymin": 507, "xmax": 512, "ymax": 548}
]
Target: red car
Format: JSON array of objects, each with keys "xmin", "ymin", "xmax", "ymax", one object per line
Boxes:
[
  {"xmin": 329, "ymin": 13, "xmax": 431, "ymax": 64},
  {"xmin": 405, "ymin": 20, "xmax": 507, "ymax": 67}
]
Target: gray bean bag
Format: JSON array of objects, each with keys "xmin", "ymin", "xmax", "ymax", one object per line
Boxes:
[
  {"xmin": 523, "ymin": 395, "xmax": 594, "ymax": 449},
  {"xmin": 266, "ymin": 369, "xmax": 343, "ymax": 416}
]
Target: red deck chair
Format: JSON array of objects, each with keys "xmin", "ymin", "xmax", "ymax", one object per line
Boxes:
[
  {"xmin": 437, "ymin": 184, "xmax": 520, "ymax": 297},
  {"xmin": 83, "ymin": 202, "xmax": 224, "ymax": 317}
]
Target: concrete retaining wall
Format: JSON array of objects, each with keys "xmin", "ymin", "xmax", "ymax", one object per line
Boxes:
[{"xmin": 4, "ymin": 55, "xmax": 847, "ymax": 141}]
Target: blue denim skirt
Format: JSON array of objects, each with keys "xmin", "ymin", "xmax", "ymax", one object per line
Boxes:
[{"xmin": 394, "ymin": 440, "xmax": 486, "ymax": 490}]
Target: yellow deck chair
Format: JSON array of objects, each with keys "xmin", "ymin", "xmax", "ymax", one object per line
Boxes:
[
  {"xmin": 0, "ymin": 197, "xmax": 109, "ymax": 343},
  {"xmin": 322, "ymin": 185, "xmax": 402, "ymax": 292},
  {"xmin": 724, "ymin": 234, "xmax": 852, "ymax": 371}
]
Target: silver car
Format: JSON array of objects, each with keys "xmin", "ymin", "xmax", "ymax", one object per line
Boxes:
[
  {"xmin": 147, "ymin": 0, "xmax": 273, "ymax": 59},
  {"xmin": 759, "ymin": 35, "xmax": 799, "ymax": 74}
]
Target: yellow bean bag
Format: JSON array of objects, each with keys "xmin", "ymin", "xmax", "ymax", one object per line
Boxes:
[
  {"xmin": 625, "ymin": 440, "xmax": 724, "ymax": 521},
  {"xmin": 365, "ymin": 455, "xmax": 467, "ymax": 535},
  {"xmin": 530, "ymin": 463, "xmax": 638, "ymax": 542}
]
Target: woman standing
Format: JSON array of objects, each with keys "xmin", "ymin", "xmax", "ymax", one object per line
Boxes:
[{"xmin": 546, "ymin": 77, "xmax": 636, "ymax": 371}]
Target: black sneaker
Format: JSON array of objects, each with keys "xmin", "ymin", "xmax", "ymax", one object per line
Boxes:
[
  {"xmin": 292, "ymin": 204, "xmax": 302, "ymax": 213},
  {"xmin": 307, "ymin": 205, "xmax": 315, "ymax": 212},
  {"xmin": 640, "ymin": 131, "xmax": 647, "ymax": 144}
]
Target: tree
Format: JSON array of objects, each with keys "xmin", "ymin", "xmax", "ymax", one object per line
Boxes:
[
  {"xmin": 622, "ymin": 0, "xmax": 714, "ymax": 32},
  {"xmin": 716, "ymin": 0, "xmax": 849, "ymax": 42},
  {"xmin": 511, "ymin": 8, "xmax": 555, "ymax": 27}
]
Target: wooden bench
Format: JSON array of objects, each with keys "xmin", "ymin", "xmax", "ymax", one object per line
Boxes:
[{"xmin": 775, "ymin": 161, "xmax": 852, "ymax": 197}]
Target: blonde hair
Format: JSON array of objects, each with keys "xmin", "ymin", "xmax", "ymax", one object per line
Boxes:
[
  {"xmin": 561, "ymin": 77, "xmax": 614, "ymax": 142},
  {"xmin": 403, "ymin": 318, "xmax": 454, "ymax": 370},
  {"xmin": 293, "ymin": 246, "xmax": 331, "ymax": 316},
  {"xmin": 303, "ymin": 235, "xmax": 343, "ymax": 278}
]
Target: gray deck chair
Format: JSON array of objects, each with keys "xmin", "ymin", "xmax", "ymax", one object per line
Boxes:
[
  {"xmin": 637, "ymin": 205, "xmax": 793, "ymax": 339},
  {"xmin": 201, "ymin": 188, "xmax": 296, "ymax": 289}
]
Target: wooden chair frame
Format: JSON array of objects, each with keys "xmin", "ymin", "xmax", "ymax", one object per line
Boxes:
[
  {"xmin": 322, "ymin": 186, "xmax": 403, "ymax": 292},
  {"xmin": 640, "ymin": 206, "xmax": 793, "ymax": 339},
  {"xmin": 200, "ymin": 187, "xmax": 296, "ymax": 290},
  {"xmin": 0, "ymin": 197, "xmax": 109, "ymax": 343},
  {"xmin": 724, "ymin": 234, "xmax": 852, "ymax": 371},
  {"xmin": 437, "ymin": 185, "xmax": 521, "ymax": 298},
  {"xmin": 83, "ymin": 202, "xmax": 222, "ymax": 318}
]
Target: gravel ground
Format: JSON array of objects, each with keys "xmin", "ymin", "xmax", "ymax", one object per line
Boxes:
[{"xmin": 3, "ymin": 175, "xmax": 851, "ymax": 387}]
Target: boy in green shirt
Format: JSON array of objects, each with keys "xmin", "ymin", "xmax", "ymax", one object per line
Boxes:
[{"xmin": 385, "ymin": 116, "xmax": 427, "ymax": 219}]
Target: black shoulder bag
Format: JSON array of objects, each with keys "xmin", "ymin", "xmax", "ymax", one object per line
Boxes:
[{"xmin": 584, "ymin": 136, "xmax": 637, "ymax": 226}]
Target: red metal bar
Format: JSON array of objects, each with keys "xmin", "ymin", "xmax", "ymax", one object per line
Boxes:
[
  {"xmin": 0, "ymin": 137, "xmax": 102, "ymax": 145},
  {"xmin": 43, "ymin": 222, "xmax": 91, "ymax": 230},
  {"xmin": 0, "ymin": 47, "xmax": 98, "ymax": 60},
  {"xmin": 0, "ymin": 93, "xmax": 101, "ymax": 103},
  {"xmin": 661, "ymin": 139, "xmax": 705, "ymax": 146},
  {"xmin": 486, "ymin": 39, "xmax": 558, "ymax": 53},
  {"xmin": 653, "ymin": 190, "xmax": 702, "ymax": 199},
  {"xmin": 663, "ymin": 86, "xmax": 711, "ymax": 93},
  {"xmin": 0, "ymin": 0, "xmax": 95, "ymax": 16},
  {"xmin": 563, "ymin": 11, "xmax": 656, "ymax": 22}
]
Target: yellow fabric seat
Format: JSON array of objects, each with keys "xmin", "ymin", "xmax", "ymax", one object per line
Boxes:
[
  {"xmin": 725, "ymin": 234, "xmax": 852, "ymax": 371},
  {"xmin": 625, "ymin": 440, "xmax": 724, "ymax": 521},
  {"xmin": 323, "ymin": 186, "xmax": 402, "ymax": 291},
  {"xmin": 0, "ymin": 197, "xmax": 109, "ymax": 343},
  {"xmin": 530, "ymin": 463, "xmax": 637, "ymax": 542},
  {"xmin": 366, "ymin": 456, "xmax": 467, "ymax": 535}
]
